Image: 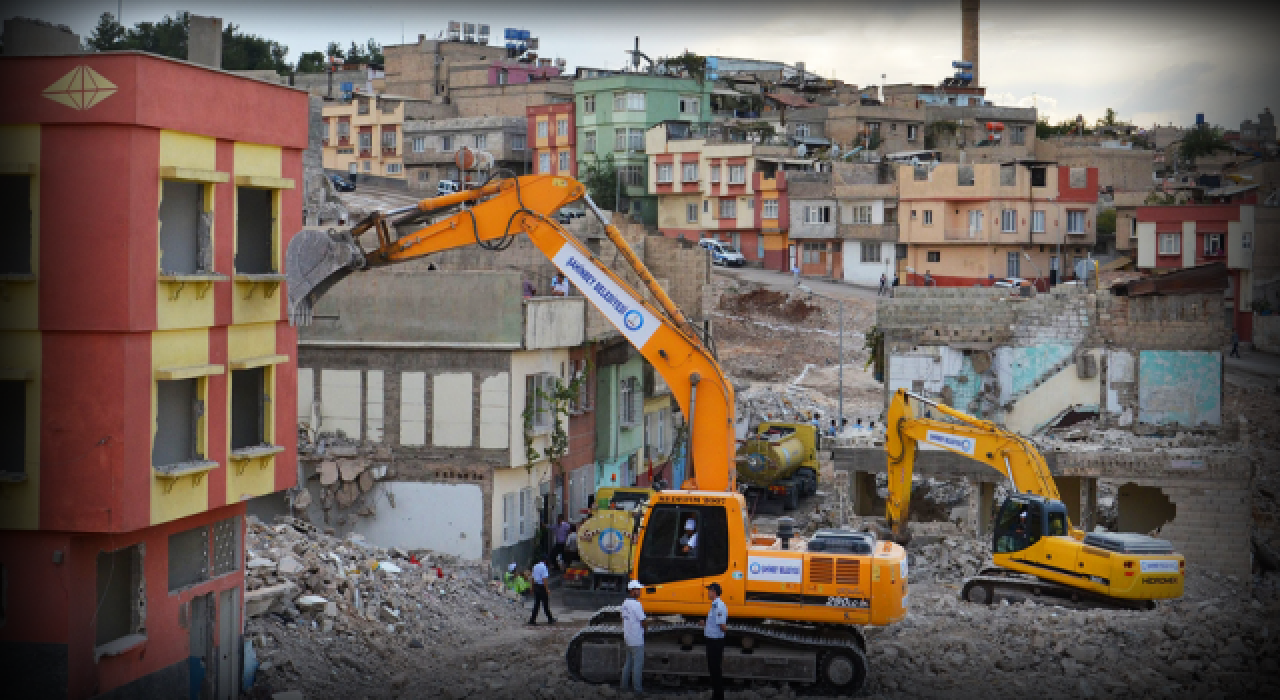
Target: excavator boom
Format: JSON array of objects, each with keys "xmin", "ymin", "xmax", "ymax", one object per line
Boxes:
[{"xmin": 287, "ymin": 175, "xmax": 735, "ymax": 492}]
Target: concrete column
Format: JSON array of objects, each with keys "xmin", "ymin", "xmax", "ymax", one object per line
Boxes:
[
  {"xmin": 852, "ymin": 471, "xmax": 878, "ymax": 516},
  {"xmin": 965, "ymin": 479, "xmax": 995, "ymax": 537},
  {"xmin": 1057, "ymin": 476, "xmax": 1082, "ymax": 527},
  {"xmin": 1082, "ymin": 477, "xmax": 1097, "ymax": 532},
  {"xmin": 187, "ymin": 15, "xmax": 223, "ymax": 69}
]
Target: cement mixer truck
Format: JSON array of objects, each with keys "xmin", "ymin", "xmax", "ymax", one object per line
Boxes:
[{"xmin": 736, "ymin": 421, "xmax": 821, "ymax": 512}]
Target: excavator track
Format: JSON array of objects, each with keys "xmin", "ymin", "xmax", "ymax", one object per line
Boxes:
[
  {"xmin": 961, "ymin": 567, "xmax": 1156, "ymax": 611},
  {"xmin": 566, "ymin": 619, "xmax": 869, "ymax": 696}
]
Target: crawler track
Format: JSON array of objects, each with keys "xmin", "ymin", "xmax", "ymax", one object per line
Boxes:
[
  {"xmin": 566, "ymin": 617, "xmax": 870, "ymax": 696},
  {"xmin": 961, "ymin": 567, "xmax": 1156, "ymax": 611}
]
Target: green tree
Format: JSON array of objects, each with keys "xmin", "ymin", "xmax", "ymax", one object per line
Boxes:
[
  {"xmin": 84, "ymin": 12, "xmax": 126, "ymax": 51},
  {"xmin": 365, "ymin": 39, "xmax": 384, "ymax": 65},
  {"xmin": 1098, "ymin": 107, "xmax": 1118, "ymax": 127},
  {"xmin": 221, "ymin": 22, "xmax": 289, "ymax": 72},
  {"xmin": 1096, "ymin": 208, "xmax": 1116, "ymax": 236},
  {"xmin": 582, "ymin": 154, "xmax": 618, "ymax": 211},
  {"xmin": 1179, "ymin": 125, "xmax": 1231, "ymax": 165},
  {"xmin": 296, "ymin": 51, "xmax": 326, "ymax": 73},
  {"xmin": 126, "ymin": 12, "xmax": 190, "ymax": 59},
  {"xmin": 326, "ymin": 41, "xmax": 344, "ymax": 59}
]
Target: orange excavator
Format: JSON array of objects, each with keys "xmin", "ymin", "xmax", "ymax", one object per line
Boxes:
[{"xmin": 288, "ymin": 174, "xmax": 907, "ymax": 695}]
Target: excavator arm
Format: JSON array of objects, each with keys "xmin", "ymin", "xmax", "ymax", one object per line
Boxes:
[
  {"xmin": 286, "ymin": 174, "xmax": 736, "ymax": 492},
  {"xmin": 884, "ymin": 388, "xmax": 1063, "ymax": 543}
]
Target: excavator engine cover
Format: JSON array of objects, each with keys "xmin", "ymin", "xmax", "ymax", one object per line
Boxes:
[{"xmin": 286, "ymin": 227, "xmax": 366, "ymax": 325}]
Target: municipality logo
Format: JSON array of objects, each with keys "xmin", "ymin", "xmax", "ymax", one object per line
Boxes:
[
  {"xmin": 44, "ymin": 65, "xmax": 117, "ymax": 110},
  {"xmin": 749, "ymin": 562, "xmax": 761, "ymax": 575},
  {"xmin": 624, "ymin": 309, "xmax": 643, "ymax": 331},
  {"xmin": 599, "ymin": 528, "xmax": 625, "ymax": 554}
]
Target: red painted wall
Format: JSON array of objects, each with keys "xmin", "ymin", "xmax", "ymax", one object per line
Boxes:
[{"xmin": 1056, "ymin": 166, "xmax": 1099, "ymax": 203}]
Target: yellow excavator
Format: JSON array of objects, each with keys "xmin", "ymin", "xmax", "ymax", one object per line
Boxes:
[
  {"xmin": 885, "ymin": 389, "xmax": 1184, "ymax": 609},
  {"xmin": 287, "ymin": 173, "xmax": 907, "ymax": 695}
]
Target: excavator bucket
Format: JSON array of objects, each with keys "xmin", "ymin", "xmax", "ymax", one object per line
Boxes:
[{"xmin": 285, "ymin": 227, "xmax": 366, "ymax": 325}]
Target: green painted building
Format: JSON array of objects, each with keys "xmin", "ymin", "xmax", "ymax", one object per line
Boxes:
[
  {"xmin": 574, "ymin": 74, "xmax": 712, "ymax": 225},
  {"xmin": 594, "ymin": 349, "xmax": 645, "ymax": 489}
]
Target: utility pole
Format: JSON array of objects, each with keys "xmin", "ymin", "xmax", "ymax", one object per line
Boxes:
[{"xmin": 799, "ymin": 285, "xmax": 845, "ymax": 424}]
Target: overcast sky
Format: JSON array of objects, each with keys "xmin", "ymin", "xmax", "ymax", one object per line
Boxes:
[{"xmin": 11, "ymin": 0, "xmax": 1280, "ymax": 128}]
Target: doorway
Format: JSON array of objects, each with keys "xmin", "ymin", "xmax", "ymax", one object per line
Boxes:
[
  {"xmin": 217, "ymin": 588, "xmax": 241, "ymax": 700},
  {"xmin": 189, "ymin": 593, "xmax": 214, "ymax": 700}
]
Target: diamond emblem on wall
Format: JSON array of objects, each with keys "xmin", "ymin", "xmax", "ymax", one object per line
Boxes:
[{"xmin": 43, "ymin": 65, "xmax": 117, "ymax": 110}]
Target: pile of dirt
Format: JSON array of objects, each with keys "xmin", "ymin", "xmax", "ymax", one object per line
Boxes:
[{"xmin": 720, "ymin": 288, "xmax": 821, "ymax": 322}]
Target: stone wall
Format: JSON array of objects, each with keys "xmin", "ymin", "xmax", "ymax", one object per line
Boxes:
[{"xmin": 1255, "ymin": 314, "xmax": 1280, "ymax": 353}]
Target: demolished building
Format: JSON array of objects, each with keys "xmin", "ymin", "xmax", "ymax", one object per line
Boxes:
[{"xmin": 837, "ymin": 265, "xmax": 1252, "ymax": 579}]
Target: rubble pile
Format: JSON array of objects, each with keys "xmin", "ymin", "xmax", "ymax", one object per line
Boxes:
[
  {"xmin": 905, "ymin": 530, "xmax": 991, "ymax": 583},
  {"xmin": 243, "ymin": 516, "xmax": 526, "ymax": 698}
]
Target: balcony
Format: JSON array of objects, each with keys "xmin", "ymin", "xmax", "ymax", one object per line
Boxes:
[
  {"xmin": 524, "ymin": 297, "xmax": 585, "ymax": 350},
  {"xmin": 944, "ymin": 227, "xmax": 986, "ymax": 241},
  {"xmin": 838, "ymin": 222, "xmax": 899, "ymax": 242}
]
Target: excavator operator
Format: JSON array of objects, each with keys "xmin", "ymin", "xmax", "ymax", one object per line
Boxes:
[{"xmin": 680, "ymin": 517, "xmax": 699, "ymax": 557}]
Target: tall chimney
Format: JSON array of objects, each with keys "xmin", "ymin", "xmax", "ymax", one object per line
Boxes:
[
  {"xmin": 961, "ymin": 0, "xmax": 980, "ymax": 86},
  {"xmin": 187, "ymin": 15, "xmax": 223, "ymax": 69}
]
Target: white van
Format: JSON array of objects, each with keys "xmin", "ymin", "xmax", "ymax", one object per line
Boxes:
[
  {"xmin": 698, "ymin": 239, "xmax": 746, "ymax": 267},
  {"xmin": 436, "ymin": 179, "xmax": 462, "ymax": 196}
]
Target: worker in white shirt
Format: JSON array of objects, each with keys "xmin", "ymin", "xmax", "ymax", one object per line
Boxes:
[
  {"xmin": 527, "ymin": 557, "xmax": 555, "ymax": 625},
  {"xmin": 551, "ymin": 271, "xmax": 570, "ymax": 296},
  {"xmin": 620, "ymin": 580, "xmax": 648, "ymax": 694},
  {"xmin": 679, "ymin": 518, "xmax": 698, "ymax": 557},
  {"xmin": 704, "ymin": 582, "xmax": 729, "ymax": 700}
]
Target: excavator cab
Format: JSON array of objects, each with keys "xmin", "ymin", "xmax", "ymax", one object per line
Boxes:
[{"xmin": 992, "ymin": 494, "xmax": 1069, "ymax": 554}]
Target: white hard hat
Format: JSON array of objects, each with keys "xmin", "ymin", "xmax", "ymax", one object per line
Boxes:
[
  {"xmin": 628, "ymin": 580, "xmax": 644, "ymax": 591},
  {"xmin": 685, "ymin": 519, "xmax": 696, "ymax": 531},
  {"xmin": 508, "ymin": 562, "xmax": 517, "ymax": 572}
]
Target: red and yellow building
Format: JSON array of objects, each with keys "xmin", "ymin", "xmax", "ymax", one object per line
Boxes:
[
  {"xmin": 527, "ymin": 102, "xmax": 575, "ymax": 176},
  {"xmin": 0, "ymin": 52, "xmax": 305, "ymax": 698}
]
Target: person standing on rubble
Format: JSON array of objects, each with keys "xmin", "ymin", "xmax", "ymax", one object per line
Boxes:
[
  {"xmin": 527, "ymin": 557, "xmax": 555, "ymax": 625},
  {"xmin": 550, "ymin": 515, "xmax": 571, "ymax": 571},
  {"xmin": 879, "ymin": 273, "xmax": 888, "ymax": 296},
  {"xmin": 704, "ymin": 582, "xmax": 729, "ymax": 700},
  {"xmin": 620, "ymin": 580, "xmax": 648, "ymax": 695},
  {"xmin": 1230, "ymin": 330, "xmax": 1241, "ymax": 358}
]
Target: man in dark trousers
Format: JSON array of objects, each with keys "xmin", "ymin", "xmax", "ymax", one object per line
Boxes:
[
  {"xmin": 1230, "ymin": 330, "xmax": 1241, "ymax": 358},
  {"xmin": 527, "ymin": 557, "xmax": 555, "ymax": 625},
  {"xmin": 704, "ymin": 582, "xmax": 729, "ymax": 700},
  {"xmin": 550, "ymin": 515, "xmax": 570, "ymax": 571}
]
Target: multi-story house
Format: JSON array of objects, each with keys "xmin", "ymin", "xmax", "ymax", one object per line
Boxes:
[
  {"xmin": 1238, "ymin": 107, "xmax": 1277, "ymax": 154},
  {"xmin": 645, "ymin": 122, "xmax": 805, "ymax": 269},
  {"xmin": 824, "ymin": 103, "xmax": 927, "ymax": 155},
  {"xmin": 788, "ymin": 164, "xmax": 900, "ymax": 284},
  {"xmin": 1135, "ymin": 200, "xmax": 1257, "ymax": 340},
  {"xmin": 593, "ymin": 341, "xmax": 645, "ymax": 490},
  {"xmin": 527, "ymin": 102, "xmax": 576, "ymax": 177},
  {"xmin": 575, "ymin": 74, "xmax": 713, "ymax": 224},
  {"xmin": 401, "ymin": 115, "xmax": 528, "ymax": 192},
  {"xmin": 1, "ymin": 52, "xmax": 305, "ymax": 699},
  {"xmin": 296, "ymin": 269, "xmax": 587, "ymax": 574},
  {"xmin": 897, "ymin": 162, "xmax": 1099, "ymax": 288},
  {"xmin": 923, "ymin": 104, "xmax": 1038, "ymax": 163},
  {"xmin": 322, "ymin": 92, "xmax": 432, "ymax": 186}
]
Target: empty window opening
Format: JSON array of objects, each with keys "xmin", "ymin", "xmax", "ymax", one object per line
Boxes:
[
  {"xmin": 957, "ymin": 165, "xmax": 975, "ymax": 186},
  {"xmin": 168, "ymin": 525, "xmax": 210, "ymax": 592},
  {"xmin": 0, "ymin": 380, "xmax": 25, "ymax": 477},
  {"xmin": 526, "ymin": 373, "xmax": 555, "ymax": 433},
  {"xmin": 1000, "ymin": 164, "xmax": 1016, "ymax": 186},
  {"xmin": 1069, "ymin": 167, "xmax": 1087, "ymax": 188},
  {"xmin": 231, "ymin": 367, "xmax": 268, "ymax": 451},
  {"xmin": 235, "ymin": 188, "xmax": 274, "ymax": 274},
  {"xmin": 0, "ymin": 175, "xmax": 33, "ymax": 274},
  {"xmin": 159, "ymin": 181, "xmax": 211, "ymax": 275},
  {"xmin": 1030, "ymin": 167, "xmax": 1047, "ymax": 188},
  {"xmin": 154, "ymin": 379, "xmax": 201, "ymax": 467},
  {"xmin": 96, "ymin": 544, "xmax": 145, "ymax": 647},
  {"xmin": 1115, "ymin": 483, "xmax": 1176, "ymax": 535}
]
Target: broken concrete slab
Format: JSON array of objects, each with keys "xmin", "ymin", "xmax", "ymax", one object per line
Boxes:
[
  {"xmin": 245, "ymin": 582, "xmax": 298, "ymax": 618},
  {"xmin": 296, "ymin": 594, "xmax": 328, "ymax": 613},
  {"xmin": 277, "ymin": 554, "xmax": 305, "ymax": 575},
  {"xmin": 339, "ymin": 460, "xmax": 366, "ymax": 482},
  {"xmin": 319, "ymin": 461, "xmax": 338, "ymax": 486}
]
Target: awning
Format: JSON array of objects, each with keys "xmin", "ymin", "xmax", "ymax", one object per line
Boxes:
[
  {"xmin": 712, "ymin": 87, "xmax": 742, "ymax": 97},
  {"xmin": 797, "ymin": 137, "xmax": 831, "ymax": 146}
]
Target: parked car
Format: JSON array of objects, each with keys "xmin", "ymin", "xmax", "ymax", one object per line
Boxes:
[
  {"xmin": 698, "ymin": 239, "xmax": 747, "ymax": 267},
  {"xmin": 329, "ymin": 175, "xmax": 356, "ymax": 192},
  {"xmin": 993, "ymin": 277, "xmax": 1030, "ymax": 288},
  {"xmin": 556, "ymin": 210, "xmax": 574, "ymax": 224},
  {"xmin": 436, "ymin": 179, "xmax": 462, "ymax": 196}
]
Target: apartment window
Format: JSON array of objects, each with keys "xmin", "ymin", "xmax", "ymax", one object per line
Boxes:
[
  {"xmin": 923, "ymin": 210, "xmax": 933, "ymax": 225},
  {"xmin": 412, "ymin": 136, "xmax": 426, "ymax": 153},
  {"xmin": 804, "ymin": 206, "xmax": 831, "ymax": 224},
  {"xmin": 337, "ymin": 148, "xmax": 354, "ymax": 155},
  {"xmin": 381, "ymin": 130, "xmax": 396, "ymax": 151},
  {"xmin": 914, "ymin": 165, "xmax": 929, "ymax": 181},
  {"xmin": 1129, "ymin": 218, "xmax": 1138, "ymax": 239},
  {"xmin": 363, "ymin": 161, "xmax": 371, "ymax": 172},
  {"xmin": 1204, "ymin": 233, "xmax": 1224, "ymax": 256},
  {"xmin": 1011, "ymin": 126, "xmax": 1026, "ymax": 145},
  {"xmin": 441, "ymin": 135, "xmax": 454, "ymax": 151},
  {"xmin": 357, "ymin": 100, "xmax": 370, "ymax": 115},
  {"xmin": 231, "ymin": 365, "xmax": 269, "ymax": 454},
  {"xmin": 559, "ymin": 151, "xmax": 571, "ymax": 172},
  {"xmin": 568, "ymin": 360, "xmax": 591, "ymax": 413},
  {"xmin": 728, "ymin": 165, "xmax": 746, "ymax": 184},
  {"xmin": 1007, "ymin": 252, "xmax": 1021, "ymax": 278},
  {"xmin": 0, "ymin": 175, "xmax": 31, "ymax": 274},
  {"xmin": 584, "ymin": 131, "xmax": 596, "ymax": 153},
  {"xmin": 1158, "ymin": 233, "xmax": 1181, "ymax": 255},
  {"xmin": 907, "ymin": 124, "xmax": 919, "ymax": 141},
  {"xmin": 583, "ymin": 94, "xmax": 596, "ymax": 113},
  {"xmin": 497, "ymin": 69, "xmax": 509, "ymax": 85},
  {"xmin": 358, "ymin": 132, "xmax": 373, "ymax": 152},
  {"xmin": 851, "ymin": 205, "xmax": 873, "ymax": 224},
  {"xmin": 520, "ymin": 487, "xmax": 534, "ymax": 539},
  {"xmin": 757, "ymin": 236, "xmax": 765, "ymax": 259},
  {"xmin": 557, "ymin": 118, "xmax": 568, "ymax": 137},
  {"xmin": 719, "ymin": 198, "xmax": 737, "ymax": 219},
  {"xmin": 536, "ymin": 122, "xmax": 549, "ymax": 141},
  {"xmin": 679, "ymin": 95, "xmax": 700, "ymax": 114},
  {"xmin": 968, "ymin": 209, "xmax": 984, "ymax": 233},
  {"xmin": 711, "ymin": 166, "xmax": 721, "ymax": 183},
  {"xmin": 1069, "ymin": 168, "xmax": 1088, "ymax": 189},
  {"xmin": 336, "ymin": 121, "xmax": 350, "ymax": 140},
  {"xmin": 860, "ymin": 242, "xmax": 881, "ymax": 263},
  {"xmin": 159, "ymin": 180, "xmax": 214, "ymax": 277},
  {"xmin": 656, "ymin": 164, "xmax": 674, "ymax": 184},
  {"xmin": 417, "ymin": 169, "xmax": 430, "ymax": 182},
  {"xmin": 682, "ymin": 163, "xmax": 699, "ymax": 182},
  {"xmin": 474, "ymin": 133, "xmax": 487, "ymax": 149},
  {"xmin": 1242, "ymin": 232, "xmax": 1253, "ymax": 250},
  {"xmin": 168, "ymin": 525, "xmax": 209, "ymax": 591},
  {"xmin": 763, "ymin": 198, "xmax": 778, "ymax": 218},
  {"xmin": 154, "ymin": 379, "xmax": 202, "ymax": 467},
  {"xmin": 0, "ymin": 381, "xmax": 25, "ymax": 477},
  {"xmin": 884, "ymin": 206, "xmax": 898, "ymax": 224},
  {"xmin": 1031, "ymin": 167, "xmax": 1047, "ymax": 187},
  {"xmin": 385, "ymin": 163, "xmax": 402, "ymax": 175},
  {"xmin": 794, "ymin": 123, "xmax": 811, "ymax": 138},
  {"xmin": 502, "ymin": 492, "xmax": 515, "ymax": 545},
  {"xmin": 96, "ymin": 545, "xmax": 145, "ymax": 648},
  {"xmin": 235, "ymin": 187, "xmax": 274, "ymax": 274},
  {"xmin": 511, "ymin": 134, "xmax": 526, "ymax": 151},
  {"xmin": 628, "ymin": 129, "xmax": 644, "ymax": 152},
  {"xmin": 539, "ymin": 152, "xmax": 551, "ymax": 174},
  {"xmin": 619, "ymin": 166, "xmax": 645, "ymax": 187},
  {"xmin": 927, "ymin": 251, "xmax": 941, "ymax": 263},
  {"xmin": 1066, "ymin": 210, "xmax": 1086, "ymax": 234},
  {"xmin": 614, "ymin": 92, "xmax": 645, "ymax": 111},
  {"xmin": 526, "ymin": 373, "xmax": 555, "ymax": 432},
  {"xmin": 1000, "ymin": 164, "xmax": 1016, "ymax": 186},
  {"xmin": 1001, "ymin": 209, "xmax": 1017, "ymax": 233},
  {"xmin": 957, "ymin": 165, "xmax": 975, "ymax": 186},
  {"xmin": 801, "ymin": 242, "xmax": 827, "ymax": 264},
  {"xmin": 703, "ymin": 199, "xmax": 709, "ymax": 214},
  {"xmin": 747, "ymin": 198, "xmax": 754, "ymax": 211},
  {"xmin": 1031, "ymin": 210, "xmax": 1046, "ymax": 233},
  {"xmin": 614, "ymin": 129, "xmax": 627, "ymax": 152},
  {"xmin": 686, "ymin": 202, "xmax": 698, "ymax": 223},
  {"xmin": 619, "ymin": 377, "xmax": 641, "ymax": 426},
  {"xmin": 896, "ymin": 243, "xmax": 908, "ymax": 260}
]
